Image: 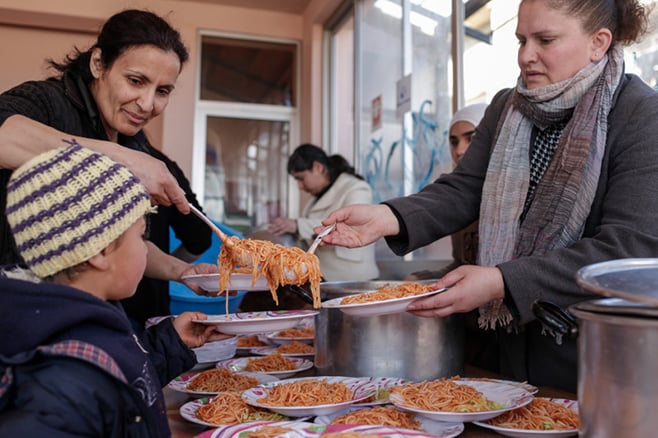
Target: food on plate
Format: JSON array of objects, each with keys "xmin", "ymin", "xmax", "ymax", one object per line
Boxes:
[
  {"xmin": 257, "ymin": 379, "xmax": 352, "ymax": 406},
  {"xmin": 218, "ymin": 237, "xmax": 322, "ymax": 308},
  {"xmin": 277, "ymin": 327, "xmax": 315, "ymax": 338},
  {"xmin": 244, "ymin": 425, "xmax": 293, "ymax": 437},
  {"xmin": 276, "ymin": 341, "xmax": 314, "ymax": 355},
  {"xmin": 238, "ymin": 335, "xmax": 267, "ymax": 348},
  {"xmin": 186, "ymin": 368, "xmax": 259, "ymax": 393},
  {"xmin": 196, "ymin": 392, "xmax": 287, "ymax": 425},
  {"xmin": 245, "ymin": 354, "xmax": 297, "ymax": 372},
  {"xmin": 484, "ymin": 397, "xmax": 579, "ymax": 430},
  {"xmin": 341, "ymin": 283, "xmax": 435, "ymax": 305},
  {"xmin": 391, "ymin": 377, "xmax": 503, "ymax": 412},
  {"xmin": 331, "ymin": 406, "xmax": 421, "ymax": 430}
]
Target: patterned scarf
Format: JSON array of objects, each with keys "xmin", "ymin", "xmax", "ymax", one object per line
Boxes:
[{"xmin": 477, "ymin": 44, "xmax": 624, "ymax": 329}]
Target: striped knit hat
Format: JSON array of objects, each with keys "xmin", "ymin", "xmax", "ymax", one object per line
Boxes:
[{"xmin": 5, "ymin": 141, "xmax": 153, "ymax": 278}]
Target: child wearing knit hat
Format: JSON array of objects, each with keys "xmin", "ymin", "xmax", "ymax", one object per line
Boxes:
[{"xmin": 0, "ymin": 142, "xmax": 225, "ymax": 436}]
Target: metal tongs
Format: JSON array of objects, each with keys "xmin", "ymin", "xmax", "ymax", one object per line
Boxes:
[
  {"xmin": 189, "ymin": 204, "xmax": 233, "ymax": 247},
  {"xmin": 307, "ymin": 223, "xmax": 336, "ymax": 254}
]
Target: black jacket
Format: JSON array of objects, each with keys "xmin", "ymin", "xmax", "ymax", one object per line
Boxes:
[
  {"xmin": 0, "ymin": 274, "xmax": 196, "ymax": 436},
  {"xmin": 0, "ymin": 71, "xmax": 211, "ymax": 324}
]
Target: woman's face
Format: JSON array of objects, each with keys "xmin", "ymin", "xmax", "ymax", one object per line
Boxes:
[
  {"xmin": 89, "ymin": 45, "xmax": 181, "ymax": 142},
  {"xmin": 290, "ymin": 161, "xmax": 329, "ymax": 196},
  {"xmin": 516, "ymin": 0, "xmax": 600, "ymax": 89}
]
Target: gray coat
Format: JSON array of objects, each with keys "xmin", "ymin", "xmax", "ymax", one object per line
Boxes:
[{"xmin": 384, "ymin": 74, "xmax": 658, "ymax": 392}]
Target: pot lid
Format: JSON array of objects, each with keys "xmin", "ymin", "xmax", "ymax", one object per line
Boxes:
[
  {"xmin": 577, "ymin": 258, "xmax": 658, "ymax": 307},
  {"xmin": 571, "ymin": 297, "xmax": 658, "ymax": 318}
]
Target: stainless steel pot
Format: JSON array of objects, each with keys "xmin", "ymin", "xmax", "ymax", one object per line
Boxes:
[
  {"xmin": 314, "ymin": 281, "xmax": 464, "ymax": 381},
  {"xmin": 534, "ymin": 259, "xmax": 658, "ymax": 438}
]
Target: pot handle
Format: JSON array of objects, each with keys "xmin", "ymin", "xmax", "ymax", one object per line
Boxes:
[{"xmin": 532, "ymin": 300, "xmax": 579, "ymax": 342}]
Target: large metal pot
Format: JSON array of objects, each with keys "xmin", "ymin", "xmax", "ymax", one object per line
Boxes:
[
  {"xmin": 314, "ymin": 280, "xmax": 464, "ymax": 381},
  {"xmin": 534, "ymin": 259, "xmax": 658, "ymax": 438}
]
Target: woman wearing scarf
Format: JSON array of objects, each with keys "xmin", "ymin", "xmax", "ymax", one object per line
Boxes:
[{"xmin": 319, "ymin": 0, "xmax": 658, "ymax": 393}]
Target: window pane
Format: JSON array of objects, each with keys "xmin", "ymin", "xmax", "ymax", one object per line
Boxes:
[
  {"xmin": 204, "ymin": 116, "xmax": 290, "ymax": 231},
  {"xmin": 200, "ymin": 36, "xmax": 296, "ymax": 106}
]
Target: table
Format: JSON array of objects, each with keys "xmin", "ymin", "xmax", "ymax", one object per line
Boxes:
[{"xmin": 166, "ymin": 365, "xmax": 576, "ymax": 437}]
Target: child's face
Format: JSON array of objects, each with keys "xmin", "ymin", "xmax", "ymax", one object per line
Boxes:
[{"xmin": 107, "ymin": 216, "xmax": 148, "ymax": 300}]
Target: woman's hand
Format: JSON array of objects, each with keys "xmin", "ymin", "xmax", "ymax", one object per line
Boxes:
[
  {"xmin": 172, "ymin": 312, "xmax": 232, "ymax": 348},
  {"xmin": 268, "ymin": 217, "xmax": 297, "ymax": 235},
  {"xmin": 179, "ymin": 263, "xmax": 222, "ymax": 296},
  {"xmin": 316, "ymin": 204, "xmax": 399, "ymax": 248},
  {"xmin": 406, "ymin": 265, "xmax": 505, "ymax": 318}
]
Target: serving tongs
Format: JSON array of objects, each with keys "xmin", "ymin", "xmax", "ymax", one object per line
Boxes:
[{"xmin": 189, "ymin": 204, "xmax": 233, "ymax": 247}]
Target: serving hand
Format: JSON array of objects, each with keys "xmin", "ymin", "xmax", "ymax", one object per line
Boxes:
[
  {"xmin": 316, "ymin": 204, "xmax": 399, "ymax": 248},
  {"xmin": 406, "ymin": 265, "xmax": 505, "ymax": 318}
]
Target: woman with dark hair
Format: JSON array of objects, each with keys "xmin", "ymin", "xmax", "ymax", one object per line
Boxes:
[
  {"xmin": 269, "ymin": 143, "xmax": 379, "ymax": 281},
  {"xmin": 0, "ymin": 9, "xmax": 213, "ymax": 327}
]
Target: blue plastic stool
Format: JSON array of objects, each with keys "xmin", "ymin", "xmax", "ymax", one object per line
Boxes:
[{"xmin": 169, "ymin": 221, "xmax": 246, "ymax": 314}]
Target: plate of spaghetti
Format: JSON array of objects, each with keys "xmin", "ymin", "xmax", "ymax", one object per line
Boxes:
[
  {"xmin": 182, "ymin": 273, "xmax": 270, "ymax": 292},
  {"xmin": 353, "ymin": 377, "xmax": 409, "ymax": 406},
  {"xmin": 242, "ymin": 376, "xmax": 377, "ymax": 417},
  {"xmin": 167, "ymin": 368, "xmax": 278, "ymax": 395},
  {"xmin": 321, "ymin": 283, "xmax": 447, "ymax": 317},
  {"xmin": 250, "ymin": 341, "xmax": 315, "ymax": 358},
  {"xmin": 472, "ymin": 398, "xmax": 579, "ymax": 437},
  {"xmin": 180, "ymin": 394, "xmax": 308, "ymax": 428},
  {"xmin": 236, "ymin": 334, "xmax": 270, "ymax": 353},
  {"xmin": 390, "ymin": 377, "xmax": 534, "ymax": 423},
  {"xmin": 266, "ymin": 327, "xmax": 315, "ymax": 345},
  {"xmin": 194, "ymin": 310, "xmax": 319, "ymax": 335},
  {"xmin": 194, "ymin": 420, "xmax": 317, "ymax": 438},
  {"xmin": 217, "ymin": 355, "xmax": 314, "ymax": 378},
  {"xmin": 315, "ymin": 405, "xmax": 465, "ymax": 437}
]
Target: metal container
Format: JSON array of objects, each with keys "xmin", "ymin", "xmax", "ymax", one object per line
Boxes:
[
  {"xmin": 314, "ymin": 280, "xmax": 464, "ymax": 381},
  {"xmin": 571, "ymin": 259, "xmax": 658, "ymax": 438}
]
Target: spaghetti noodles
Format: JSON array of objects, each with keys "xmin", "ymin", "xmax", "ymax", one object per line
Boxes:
[
  {"xmin": 484, "ymin": 397, "xmax": 580, "ymax": 430},
  {"xmin": 244, "ymin": 354, "xmax": 297, "ymax": 372},
  {"xmin": 341, "ymin": 283, "xmax": 435, "ymax": 305},
  {"xmin": 218, "ymin": 236, "xmax": 322, "ymax": 308},
  {"xmin": 391, "ymin": 378, "xmax": 503, "ymax": 413},
  {"xmin": 244, "ymin": 425, "xmax": 293, "ymax": 438},
  {"xmin": 276, "ymin": 341, "xmax": 314, "ymax": 355},
  {"xmin": 257, "ymin": 379, "xmax": 353, "ymax": 406},
  {"xmin": 277, "ymin": 327, "xmax": 315, "ymax": 338},
  {"xmin": 331, "ymin": 406, "xmax": 421, "ymax": 430},
  {"xmin": 196, "ymin": 392, "xmax": 286, "ymax": 425},
  {"xmin": 186, "ymin": 368, "xmax": 259, "ymax": 393},
  {"xmin": 237, "ymin": 335, "xmax": 267, "ymax": 348}
]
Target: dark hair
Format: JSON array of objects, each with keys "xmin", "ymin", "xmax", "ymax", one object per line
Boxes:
[
  {"xmin": 48, "ymin": 9, "xmax": 189, "ymax": 81},
  {"xmin": 539, "ymin": 0, "xmax": 651, "ymax": 45},
  {"xmin": 287, "ymin": 143, "xmax": 363, "ymax": 183}
]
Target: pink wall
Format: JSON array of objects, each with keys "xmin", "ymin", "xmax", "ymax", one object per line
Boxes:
[{"xmin": 0, "ymin": 0, "xmax": 341, "ymax": 176}]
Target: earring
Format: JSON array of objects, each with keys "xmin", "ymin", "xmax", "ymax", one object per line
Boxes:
[{"xmin": 595, "ymin": 51, "xmax": 600, "ymax": 58}]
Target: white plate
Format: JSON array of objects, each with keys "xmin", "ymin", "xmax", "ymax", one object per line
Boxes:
[
  {"xmin": 167, "ymin": 370, "xmax": 278, "ymax": 396},
  {"xmin": 353, "ymin": 376, "xmax": 409, "ymax": 406},
  {"xmin": 182, "ymin": 273, "xmax": 269, "ymax": 292},
  {"xmin": 180, "ymin": 397, "xmax": 310, "ymax": 428},
  {"xmin": 472, "ymin": 398, "xmax": 579, "ymax": 437},
  {"xmin": 266, "ymin": 330, "xmax": 315, "ymax": 345},
  {"xmin": 321, "ymin": 288, "xmax": 447, "ymax": 317},
  {"xmin": 242, "ymin": 376, "xmax": 376, "ymax": 417},
  {"xmin": 193, "ymin": 310, "xmax": 319, "ymax": 335},
  {"xmin": 196, "ymin": 421, "xmax": 448, "ymax": 438},
  {"xmin": 250, "ymin": 345, "xmax": 315, "ymax": 358},
  {"xmin": 192, "ymin": 337, "xmax": 238, "ymax": 365},
  {"xmin": 195, "ymin": 421, "xmax": 316, "ymax": 438},
  {"xmin": 459, "ymin": 377, "xmax": 539, "ymax": 395},
  {"xmin": 390, "ymin": 379, "xmax": 534, "ymax": 423},
  {"xmin": 216, "ymin": 356, "xmax": 314, "ymax": 379},
  {"xmin": 315, "ymin": 406, "xmax": 464, "ymax": 437}
]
